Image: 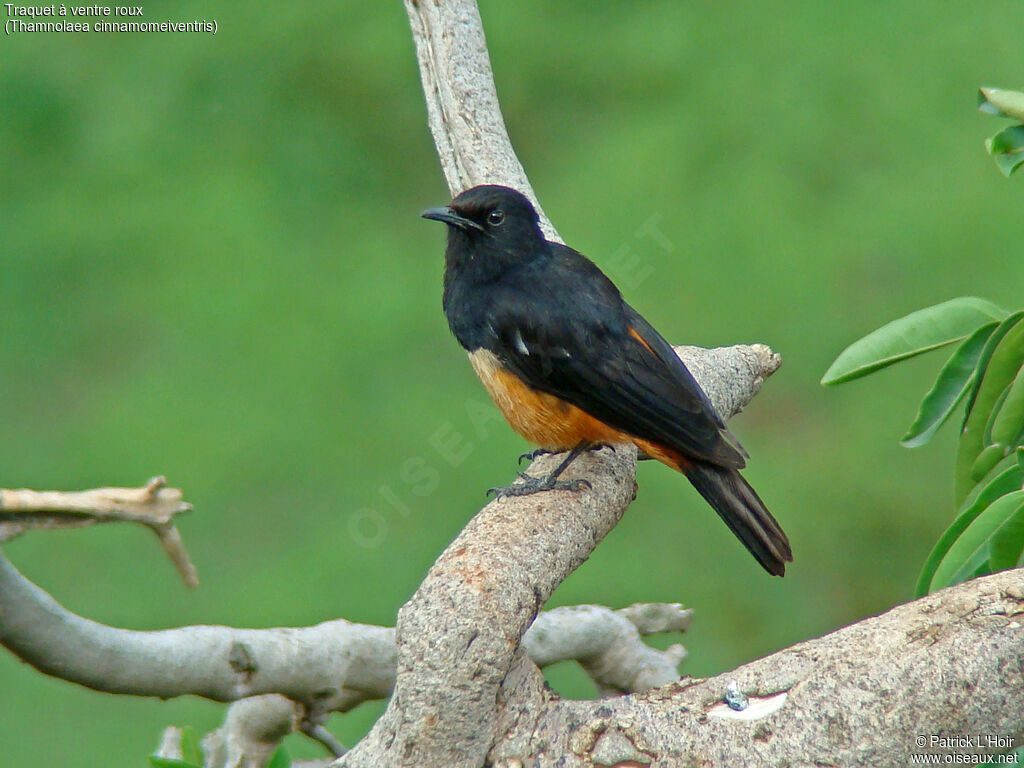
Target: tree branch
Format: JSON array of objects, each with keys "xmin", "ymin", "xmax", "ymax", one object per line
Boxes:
[
  {"xmin": 0, "ymin": 542, "xmax": 693, "ymax": 710},
  {"xmin": 486, "ymin": 569, "xmax": 1024, "ymax": 767},
  {"xmin": 6, "ymin": 506, "xmax": 1023, "ymax": 768},
  {"xmin": 0, "ymin": 546, "xmax": 395, "ymax": 713},
  {"xmin": 405, "ymin": 0, "xmax": 558, "ymax": 239},
  {"xmin": 323, "ymin": 4, "xmax": 788, "ymax": 767},
  {"xmin": 523, "ymin": 603, "xmax": 692, "ymax": 696},
  {"xmin": 0, "ymin": 476, "xmax": 198, "ymax": 588}
]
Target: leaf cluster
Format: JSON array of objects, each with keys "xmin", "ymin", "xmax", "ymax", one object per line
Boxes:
[
  {"xmin": 824, "ymin": 298, "xmax": 1024, "ymax": 595},
  {"xmin": 979, "ymin": 87, "xmax": 1024, "ymax": 176}
]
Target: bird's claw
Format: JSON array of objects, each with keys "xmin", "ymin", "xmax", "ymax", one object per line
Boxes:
[{"xmin": 517, "ymin": 448, "xmax": 554, "ymax": 466}]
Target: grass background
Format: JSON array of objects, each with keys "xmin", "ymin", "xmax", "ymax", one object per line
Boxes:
[{"xmin": 1, "ymin": 1, "xmax": 1022, "ymax": 764}]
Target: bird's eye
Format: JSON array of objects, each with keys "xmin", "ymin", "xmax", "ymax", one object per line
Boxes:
[{"xmin": 487, "ymin": 209, "xmax": 505, "ymax": 226}]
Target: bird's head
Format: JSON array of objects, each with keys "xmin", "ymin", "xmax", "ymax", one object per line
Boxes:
[{"xmin": 422, "ymin": 185, "xmax": 547, "ymax": 278}]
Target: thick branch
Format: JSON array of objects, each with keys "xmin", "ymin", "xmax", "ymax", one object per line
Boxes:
[
  {"xmin": 7, "ymin": 513, "xmax": 1021, "ymax": 768},
  {"xmin": 337, "ymin": 345, "xmax": 778, "ymax": 768},
  {"xmin": 348, "ymin": 8, "xmax": 791, "ymax": 765},
  {"xmin": 488, "ymin": 569, "xmax": 1024, "ymax": 767}
]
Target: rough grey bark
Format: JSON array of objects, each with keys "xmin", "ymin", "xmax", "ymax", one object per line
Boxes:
[
  {"xmin": 485, "ymin": 571, "xmax": 1024, "ymax": 767},
  {"xmin": 0, "ymin": 543, "xmax": 698, "ymax": 711},
  {"xmin": 523, "ymin": 603, "xmax": 692, "ymax": 696}
]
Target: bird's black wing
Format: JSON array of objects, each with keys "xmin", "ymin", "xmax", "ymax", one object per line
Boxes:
[
  {"xmin": 484, "ymin": 244, "xmax": 745, "ymax": 469},
  {"xmin": 620, "ymin": 301, "xmax": 749, "ymax": 461}
]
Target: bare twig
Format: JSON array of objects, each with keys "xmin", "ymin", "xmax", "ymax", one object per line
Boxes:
[
  {"xmin": 301, "ymin": 722, "xmax": 347, "ymax": 758},
  {"xmin": 0, "ymin": 476, "xmax": 198, "ymax": 587},
  {"xmin": 154, "ymin": 726, "xmax": 187, "ymax": 761},
  {"xmin": 0, "ymin": 546, "xmax": 395, "ymax": 710},
  {"xmin": 618, "ymin": 601, "xmax": 694, "ymax": 635}
]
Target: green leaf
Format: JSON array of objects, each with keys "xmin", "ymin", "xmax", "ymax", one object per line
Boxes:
[
  {"xmin": 962, "ymin": 312, "xmax": 1024, "ymax": 426},
  {"xmin": 970, "ymin": 443, "xmax": 1007, "ymax": 483},
  {"xmin": 982, "ymin": 381, "xmax": 1012, "ymax": 447},
  {"xmin": 267, "ymin": 746, "xmax": 291, "ymax": 768},
  {"xmin": 989, "ymin": 500, "xmax": 1024, "ymax": 571},
  {"xmin": 986, "ymin": 125, "xmax": 1024, "ymax": 177},
  {"xmin": 956, "ymin": 317, "xmax": 1024, "ymax": 505},
  {"xmin": 148, "ymin": 758, "xmax": 201, "ymax": 768},
  {"xmin": 821, "ymin": 298, "xmax": 1007, "ymax": 385},
  {"xmin": 990, "ymin": 362, "xmax": 1024, "ymax": 448},
  {"xmin": 901, "ymin": 322, "xmax": 998, "ymax": 447},
  {"xmin": 931, "ymin": 490, "xmax": 1024, "ymax": 591},
  {"xmin": 180, "ymin": 727, "xmax": 202, "ymax": 767},
  {"xmin": 978, "ymin": 87, "xmax": 1024, "ymax": 120},
  {"xmin": 964, "ymin": 557, "xmax": 994, "ymax": 583},
  {"xmin": 963, "ymin": 449, "xmax": 1024, "ymax": 511},
  {"xmin": 916, "ymin": 451, "xmax": 1024, "ymax": 596}
]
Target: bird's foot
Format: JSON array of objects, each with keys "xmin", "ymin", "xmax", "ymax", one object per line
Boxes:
[
  {"xmin": 517, "ymin": 448, "xmax": 555, "ymax": 466},
  {"xmin": 487, "ymin": 472, "xmax": 592, "ymax": 499},
  {"xmin": 519, "ymin": 444, "xmax": 614, "ymax": 466}
]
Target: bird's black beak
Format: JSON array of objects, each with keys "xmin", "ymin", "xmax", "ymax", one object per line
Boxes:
[{"xmin": 421, "ymin": 206, "xmax": 484, "ymax": 233}]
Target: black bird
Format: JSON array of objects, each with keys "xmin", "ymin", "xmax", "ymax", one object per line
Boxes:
[{"xmin": 422, "ymin": 184, "xmax": 792, "ymax": 576}]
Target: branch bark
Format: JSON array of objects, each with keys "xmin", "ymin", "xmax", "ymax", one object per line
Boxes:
[
  {"xmin": 0, "ymin": 547, "xmax": 396, "ymax": 714},
  {"xmin": 486, "ymin": 569, "xmax": 1024, "ymax": 767}
]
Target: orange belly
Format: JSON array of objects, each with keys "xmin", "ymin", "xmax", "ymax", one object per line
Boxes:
[{"xmin": 468, "ymin": 349, "xmax": 627, "ymax": 450}]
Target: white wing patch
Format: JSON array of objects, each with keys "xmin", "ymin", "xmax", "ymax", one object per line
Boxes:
[{"xmin": 513, "ymin": 328, "xmax": 530, "ymax": 356}]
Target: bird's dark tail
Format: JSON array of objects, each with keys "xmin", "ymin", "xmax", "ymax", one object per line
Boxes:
[{"xmin": 683, "ymin": 460, "xmax": 792, "ymax": 576}]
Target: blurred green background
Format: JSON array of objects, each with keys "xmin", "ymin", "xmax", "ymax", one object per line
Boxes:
[{"xmin": 1, "ymin": 1, "xmax": 1021, "ymax": 764}]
